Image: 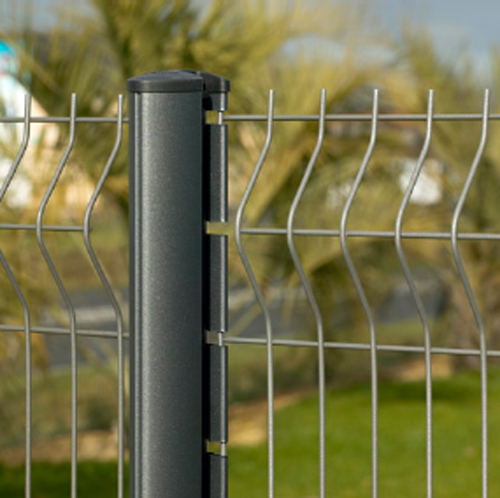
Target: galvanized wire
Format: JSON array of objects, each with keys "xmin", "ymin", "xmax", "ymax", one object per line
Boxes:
[
  {"xmin": 0, "ymin": 323, "xmax": 128, "ymax": 338},
  {"xmin": 225, "ymin": 112, "xmax": 500, "ymax": 122},
  {"xmin": 339, "ymin": 89, "xmax": 379, "ymax": 498},
  {"xmin": 0, "ymin": 111, "xmax": 500, "ymax": 125},
  {"xmin": 228, "ymin": 94, "xmax": 500, "ymax": 498},
  {"xmin": 286, "ymin": 89, "xmax": 327, "ymax": 498},
  {"xmin": 224, "ymin": 336, "xmax": 500, "ymax": 357},
  {"xmin": 82, "ymin": 95, "xmax": 125, "ymax": 498},
  {"xmin": 0, "ymin": 95, "xmax": 32, "ymax": 201},
  {"xmin": 0, "ymin": 223, "xmax": 84, "ymax": 231},
  {"xmin": 2, "ymin": 92, "xmax": 500, "ymax": 498},
  {"xmin": 394, "ymin": 90, "xmax": 435, "ymax": 498},
  {"xmin": 240, "ymin": 228, "xmax": 500, "ymax": 240},
  {"xmin": 451, "ymin": 89, "xmax": 490, "ymax": 498},
  {"xmin": 0, "ymin": 94, "xmax": 32, "ymax": 498},
  {"xmin": 0, "ymin": 117, "xmax": 129, "ymax": 123},
  {"xmin": 234, "ymin": 89, "xmax": 276, "ymax": 498},
  {"xmin": 0, "ymin": 96, "xmax": 127, "ymax": 497},
  {"xmin": 35, "ymin": 93, "xmax": 79, "ymax": 498},
  {"xmin": 0, "ymin": 252, "xmax": 32, "ymax": 494}
]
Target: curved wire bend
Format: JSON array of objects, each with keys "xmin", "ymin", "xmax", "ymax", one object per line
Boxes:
[
  {"xmin": 394, "ymin": 90, "xmax": 435, "ymax": 498},
  {"xmin": 339, "ymin": 89, "xmax": 379, "ymax": 498},
  {"xmin": 35, "ymin": 93, "xmax": 79, "ymax": 498},
  {"xmin": 286, "ymin": 88, "xmax": 327, "ymax": 498},
  {"xmin": 83, "ymin": 95, "xmax": 125, "ymax": 498},
  {"xmin": 234, "ymin": 90, "xmax": 276, "ymax": 498},
  {"xmin": 451, "ymin": 89, "xmax": 490, "ymax": 498},
  {"xmin": 0, "ymin": 95, "xmax": 32, "ymax": 200},
  {"xmin": 0, "ymin": 94, "xmax": 32, "ymax": 498}
]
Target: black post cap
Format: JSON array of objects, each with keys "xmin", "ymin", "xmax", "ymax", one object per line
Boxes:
[
  {"xmin": 128, "ymin": 70, "xmax": 230, "ymax": 94},
  {"xmin": 182, "ymin": 70, "xmax": 230, "ymax": 94}
]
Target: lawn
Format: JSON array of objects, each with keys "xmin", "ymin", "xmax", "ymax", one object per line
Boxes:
[
  {"xmin": 0, "ymin": 462, "xmax": 128, "ymax": 497},
  {"xmin": 229, "ymin": 369, "xmax": 500, "ymax": 497},
  {"xmin": 1, "ymin": 370, "xmax": 499, "ymax": 497}
]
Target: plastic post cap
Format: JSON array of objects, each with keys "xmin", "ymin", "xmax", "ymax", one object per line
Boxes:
[
  {"xmin": 127, "ymin": 70, "xmax": 204, "ymax": 93},
  {"xmin": 182, "ymin": 70, "xmax": 231, "ymax": 93},
  {"xmin": 128, "ymin": 70, "xmax": 230, "ymax": 94}
]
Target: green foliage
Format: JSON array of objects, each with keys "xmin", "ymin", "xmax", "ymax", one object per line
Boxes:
[
  {"xmin": 0, "ymin": 366, "xmax": 120, "ymax": 449},
  {"xmin": 6, "ymin": 0, "xmax": 402, "ymax": 376},
  {"xmin": 10, "ymin": 0, "xmax": 367, "ymax": 215},
  {"xmin": 9, "ymin": 0, "xmax": 500, "ymax": 371},
  {"xmin": 2, "ymin": 4, "xmax": 500, "ymax": 480},
  {"xmin": 382, "ymin": 29, "xmax": 500, "ymax": 362}
]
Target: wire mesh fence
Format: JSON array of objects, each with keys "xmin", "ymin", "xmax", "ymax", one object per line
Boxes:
[
  {"xmin": 2, "ymin": 71, "xmax": 500, "ymax": 498},
  {"xmin": 0, "ymin": 94, "xmax": 128, "ymax": 497},
  {"xmin": 224, "ymin": 87, "xmax": 500, "ymax": 498}
]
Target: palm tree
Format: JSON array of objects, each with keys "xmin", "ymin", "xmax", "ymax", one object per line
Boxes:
[
  {"xmin": 7, "ymin": 0, "xmax": 365, "ymax": 215},
  {"xmin": 384, "ymin": 28, "xmax": 500, "ymax": 368},
  {"xmin": 12, "ymin": 0, "xmax": 479, "ymax": 385}
]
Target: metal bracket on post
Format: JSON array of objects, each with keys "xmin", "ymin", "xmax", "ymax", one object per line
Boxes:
[
  {"xmin": 196, "ymin": 70, "xmax": 230, "ymax": 498},
  {"xmin": 128, "ymin": 69, "xmax": 229, "ymax": 498}
]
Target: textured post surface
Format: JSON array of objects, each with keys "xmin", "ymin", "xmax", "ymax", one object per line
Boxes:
[{"xmin": 128, "ymin": 71, "xmax": 204, "ymax": 498}]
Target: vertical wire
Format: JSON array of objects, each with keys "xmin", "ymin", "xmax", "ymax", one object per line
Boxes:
[
  {"xmin": 0, "ymin": 253, "xmax": 31, "ymax": 490},
  {"xmin": 394, "ymin": 90, "xmax": 435, "ymax": 498},
  {"xmin": 451, "ymin": 89, "xmax": 490, "ymax": 498},
  {"xmin": 82, "ymin": 96, "xmax": 125, "ymax": 498},
  {"xmin": 234, "ymin": 90, "xmax": 276, "ymax": 497},
  {"xmin": 286, "ymin": 89, "xmax": 327, "ymax": 498},
  {"xmin": 0, "ymin": 95, "xmax": 31, "ymax": 200},
  {"xmin": 35, "ymin": 93, "xmax": 79, "ymax": 498},
  {"xmin": 339, "ymin": 89, "xmax": 379, "ymax": 498},
  {"xmin": 0, "ymin": 94, "xmax": 32, "ymax": 498}
]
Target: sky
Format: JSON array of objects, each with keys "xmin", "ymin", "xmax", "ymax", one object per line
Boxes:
[
  {"xmin": 373, "ymin": 0, "xmax": 500, "ymax": 78},
  {"xmin": 2, "ymin": 0, "xmax": 500, "ymax": 79}
]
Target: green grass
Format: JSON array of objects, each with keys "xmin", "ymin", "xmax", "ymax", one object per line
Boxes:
[
  {"xmin": 226, "ymin": 314, "xmax": 452, "ymax": 403},
  {"xmin": 229, "ymin": 369, "xmax": 500, "ymax": 497},
  {"xmin": 1, "ymin": 371, "xmax": 499, "ymax": 497},
  {"xmin": 0, "ymin": 462, "xmax": 128, "ymax": 497}
]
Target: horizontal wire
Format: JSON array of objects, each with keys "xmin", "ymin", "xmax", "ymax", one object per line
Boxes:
[
  {"xmin": 239, "ymin": 227, "xmax": 500, "ymax": 240},
  {"xmin": 3, "ymin": 320, "xmax": 497, "ymax": 355},
  {"xmin": 224, "ymin": 336, "xmax": 500, "ymax": 357},
  {"xmin": 0, "ymin": 323, "xmax": 129, "ymax": 339},
  {"xmin": 0, "ymin": 116, "xmax": 129, "ymax": 124},
  {"xmin": 0, "ymin": 112, "xmax": 499, "ymax": 125},
  {"xmin": 224, "ymin": 113, "xmax": 500, "ymax": 122},
  {"xmin": 0, "ymin": 223, "xmax": 84, "ymax": 232}
]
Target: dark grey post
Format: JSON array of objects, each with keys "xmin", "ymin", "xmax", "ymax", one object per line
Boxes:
[{"xmin": 128, "ymin": 71, "xmax": 205, "ymax": 498}]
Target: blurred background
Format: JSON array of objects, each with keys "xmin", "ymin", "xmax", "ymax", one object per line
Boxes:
[{"xmin": 1, "ymin": 0, "xmax": 500, "ymax": 496}]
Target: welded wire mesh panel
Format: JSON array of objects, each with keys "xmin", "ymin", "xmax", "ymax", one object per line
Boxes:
[
  {"xmin": 224, "ymin": 89, "xmax": 500, "ymax": 498},
  {"xmin": 0, "ymin": 95, "xmax": 128, "ymax": 497}
]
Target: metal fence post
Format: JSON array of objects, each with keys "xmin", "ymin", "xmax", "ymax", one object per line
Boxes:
[{"xmin": 128, "ymin": 70, "xmax": 229, "ymax": 498}]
